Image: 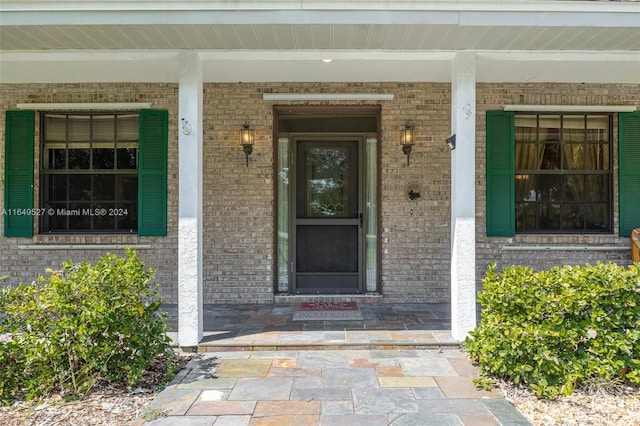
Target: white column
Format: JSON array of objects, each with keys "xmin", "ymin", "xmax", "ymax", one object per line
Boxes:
[
  {"xmin": 450, "ymin": 52, "xmax": 477, "ymax": 341},
  {"xmin": 178, "ymin": 52, "xmax": 203, "ymax": 347}
]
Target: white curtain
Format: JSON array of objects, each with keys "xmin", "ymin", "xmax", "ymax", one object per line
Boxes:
[
  {"xmin": 365, "ymin": 138, "xmax": 378, "ymax": 293},
  {"xmin": 515, "ymin": 116, "xmax": 546, "ymax": 201},
  {"xmin": 276, "ymin": 137, "xmax": 290, "ymax": 292},
  {"xmin": 562, "ymin": 115, "xmax": 609, "ymax": 228}
]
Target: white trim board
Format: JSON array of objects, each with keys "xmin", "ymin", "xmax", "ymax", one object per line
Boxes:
[
  {"xmin": 16, "ymin": 102, "xmax": 152, "ymax": 110},
  {"xmin": 263, "ymin": 93, "xmax": 394, "ymax": 101},
  {"xmin": 504, "ymin": 105, "xmax": 637, "ymax": 112}
]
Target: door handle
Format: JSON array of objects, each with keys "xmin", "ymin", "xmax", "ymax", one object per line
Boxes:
[{"xmin": 359, "ymin": 213, "xmax": 363, "ymax": 228}]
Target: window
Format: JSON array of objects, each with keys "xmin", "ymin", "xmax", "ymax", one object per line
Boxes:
[
  {"xmin": 4, "ymin": 109, "xmax": 168, "ymax": 238},
  {"xmin": 40, "ymin": 113, "xmax": 139, "ymax": 233},
  {"xmin": 514, "ymin": 113, "xmax": 612, "ymax": 233},
  {"xmin": 486, "ymin": 110, "xmax": 640, "ymax": 237}
]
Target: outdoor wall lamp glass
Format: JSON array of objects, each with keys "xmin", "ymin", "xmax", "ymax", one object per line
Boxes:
[
  {"xmin": 240, "ymin": 122, "xmax": 254, "ymax": 166},
  {"xmin": 400, "ymin": 125, "xmax": 414, "ymax": 166}
]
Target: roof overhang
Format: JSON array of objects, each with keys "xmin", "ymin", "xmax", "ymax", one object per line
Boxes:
[{"xmin": 1, "ymin": 1, "xmax": 639, "ymax": 84}]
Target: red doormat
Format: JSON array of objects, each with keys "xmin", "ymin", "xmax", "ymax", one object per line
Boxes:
[{"xmin": 299, "ymin": 302, "xmax": 358, "ymax": 311}]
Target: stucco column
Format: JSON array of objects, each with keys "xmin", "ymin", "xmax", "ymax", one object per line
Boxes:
[
  {"xmin": 450, "ymin": 52, "xmax": 477, "ymax": 341},
  {"xmin": 178, "ymin": 52, "xmax": 203, "ymax": 347}
]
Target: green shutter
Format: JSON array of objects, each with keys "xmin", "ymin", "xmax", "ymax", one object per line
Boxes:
[
  {"xmin": 619, "ymin": 111, "xmax": 640, "ymax": 237},
  {"xmin": 138, "ymin": 109, "xmax": 168, "ymax": 236},
  {"xmin": 486, "ymin": 110, "xmax": 515, "ymax": 237},
  {"xmin": 4, "ymin": 110, "xmax": 35, "ymax": 237}
]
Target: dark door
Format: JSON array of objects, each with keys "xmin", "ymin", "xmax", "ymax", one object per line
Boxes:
[{"xmin": 292, "ymin": 138, "xmax": 363, "ymax": 293}]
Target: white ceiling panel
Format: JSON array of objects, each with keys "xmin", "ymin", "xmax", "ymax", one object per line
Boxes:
[
  {"xmin": 272, "ymin": 24, "xmax": 296, "ymax": 49},
  {"xmin": 194, "ymin": 25, "xmax": 227, "ymax": 49},
  {"xmin": 292, "ymin": 25, "xmax": 314, "ymax": 49},
  {"xmin": 366, "ymin": 24, "xmax": 391, "ymax": 50},
  {"xmin": 589, "ymin": 27, "xmax": 635, "ymax": 50},
  {"xmin": 384, "ymin": 24, "xmax": 412, "ymax": 50},
  {"xmin": 311, "ymin": 24, "xmax": 332, "ymax": 49},
  {"xmin": 330, "ymin": 25, "xmax": 352, "ymax": 49},
  {"xmin": 252, "ymin": 25, "xmax": 278, "ymax": 49},
  {"xmin": 174, "ymin": 25, "xmax": 210, "ymax": 49},
  {"xmin": 1, "ymin": 24, "xmax": 639, "ymax": 51},
  {"xmin": 343, "ymin": 25, "xmax": 367, "ymax": 50},
  {"xmin": 235, "ymin": 25, "xmax": 262, "ymax": 49},
  {"xmin": 464, "ymin": 27, "xmax": 505, "ymax": 50}
]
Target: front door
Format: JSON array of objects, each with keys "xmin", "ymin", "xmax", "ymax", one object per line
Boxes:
[{"xmin": 291, "ymin": 137, "xmax": 363, "ymax": 293}]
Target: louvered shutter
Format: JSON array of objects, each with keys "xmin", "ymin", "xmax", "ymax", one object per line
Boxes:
[
  {"xmin": 138, "ymin": 110, "xmax": 168, "ymax": 236},
  {"xmin": 619, "ymin": 111, "xmax": 640, "ymax": 237},
  {"xmin": 486, "ymin": 111, "xmax": 515, "ymax": 237},
  {"xmin": 4, "ymin": 110, "xmax": 35, "ymax": 237}
]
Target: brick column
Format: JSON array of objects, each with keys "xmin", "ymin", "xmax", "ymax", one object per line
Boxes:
[
  {"xmin": 450, "ymin": 52, "xmax": 477, "ymax": 341},
  {"xmin": 178, "ymin": 52, "xmax": 204, "ymax": 347}
]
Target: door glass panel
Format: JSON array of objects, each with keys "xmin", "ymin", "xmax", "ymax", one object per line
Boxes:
[
  {"xmin": 365, "ymin": 138, "xmax": 378, "ymax": 292},
  {"xmin": 276, "ymin": 137, "xmax": 290, "ymax": 292},
  {"xmin": 304, "ymin": 147, "xmax": 349, "ymax": 217}
]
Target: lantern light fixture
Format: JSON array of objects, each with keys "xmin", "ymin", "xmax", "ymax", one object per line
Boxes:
[
  {"xmin": 240, "ymin": 122, "xmax": 254, "ymax": 166},
  {"xmin": 400, "ymin": 125, "xmax": 415, "ymax": 166}
]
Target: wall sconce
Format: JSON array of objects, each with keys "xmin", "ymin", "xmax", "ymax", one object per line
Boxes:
[
  {"xmin": 240, "ymin": 122, "xmax": 254, "ymax": 166},
  {"xmin": 446, "ymin": 134, "xmax": 456, "ymax": 150},
  {"xmin": 400, "ymin": 125, "xmax": 415, "ymax": 166}
]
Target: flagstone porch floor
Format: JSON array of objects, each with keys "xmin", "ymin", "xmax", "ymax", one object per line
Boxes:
[{"xmin": 161, "ymin": 303, "xmax": 458, "ymax": 351}]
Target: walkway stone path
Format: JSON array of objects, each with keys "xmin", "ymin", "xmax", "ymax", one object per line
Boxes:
[
  {"xmin": 136, "ymin": 303, "xmax": 531, "ymax": 425},
  {"xmin": 135, "ymin": 348, "xmax": 530, "ymax": 425}
]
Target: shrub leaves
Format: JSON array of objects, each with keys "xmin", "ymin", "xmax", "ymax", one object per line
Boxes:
[
  {"xmin": 464, "ymin": 262, "xmax": 640, "ymax": 398},
  {"xmin": 0, "ymin": 248, "xmax": 173, "ymax": 404}
]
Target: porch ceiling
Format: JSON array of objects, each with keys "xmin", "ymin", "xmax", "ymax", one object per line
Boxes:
[
  {"xmin": 1, "ymin": 23, "xmax": 639, "ymax": 52},
  {"xmin": 1, "ymin": 1, "xmax": 639, "ymax": 84}
]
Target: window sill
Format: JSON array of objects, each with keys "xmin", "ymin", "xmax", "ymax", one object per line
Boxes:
[
  {"xmin": 501, "ymin": 245, "xmax": 629, "ymax": 251},
  {"xmin": 18, "ymin": 244, "xmax": 152, "ymax": 250}
]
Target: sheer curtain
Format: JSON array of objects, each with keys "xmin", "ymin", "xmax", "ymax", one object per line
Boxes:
[
  {"xmin": 276, "ymin": 137, "xmax": 289, "ymax": 292},
  {"xmin": 515, "ymin": 116, "xmax": 546, "ymax": 201},
  {"xmin": 562, "ymin": 115, "xmax": 609, "ymax": 229},
  {"xmin": 365, "ymin": 138, "xmax": 378, "ymax": 292}
]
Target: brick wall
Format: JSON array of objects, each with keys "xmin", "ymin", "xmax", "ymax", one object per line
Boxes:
[{"xmin": 202, "ymin": 82, "xmax": 453, "ymax": 303}]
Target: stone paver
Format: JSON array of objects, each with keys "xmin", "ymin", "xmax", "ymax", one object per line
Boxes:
[
  {"xmin": 378, "ymin": 376, "xmax": 437, "ymax": 387},
  {"xmin": 352, "ymin": 387, "xmax": 419, "ymax": 414},
  {"xmin": 186, "ymin": 400, "xmax": 256, "ymax": 416},
  {"xmin": 322, "ymin": 367, "xmax": 379, "ymax": 388},
  {"xmin": 137, "ymin": 303, "xmax": 530, "ymax": 425},
  {"xmin": 215, "ymin": 360, "xmax": 272, "ymax": 378},
  {"xmin": 253, "ymin": 400, "xmax": 321, "ymax": 416},
  {"xmin": 144, "ymin": 389, "xmax": 201, "ymax": 416},
  {"xmin": 435, "ymin": 376, "xmax": 503, "ymax": 399},
  {"xmin": 248, "ymin": 414, "xmax": 320, "ymax": 425},
  {"xmin": 228, "ymin": 378, "xmax": 293, "ymax": 401}
]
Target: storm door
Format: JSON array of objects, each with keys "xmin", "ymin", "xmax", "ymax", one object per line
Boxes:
[{"xmin": 291, "ymin": 138, "xmax": 363, "ymax": 293}]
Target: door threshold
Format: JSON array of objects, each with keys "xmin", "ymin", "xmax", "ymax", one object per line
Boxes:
[{"xmin": 274, "ymin": 293, "xmax": 383, "ymax": 304}]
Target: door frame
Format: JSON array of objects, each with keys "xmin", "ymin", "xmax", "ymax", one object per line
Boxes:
[{"xmin": 273, "ymin": 105, "xmax": 382, "ymax": 295}]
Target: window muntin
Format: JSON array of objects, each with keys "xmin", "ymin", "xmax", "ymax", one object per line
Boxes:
[
  {"xmin": 40, "ymin": 113, "xmax": 138, "ymax": 233},
  {"xmin": 515, "ymin": 113, "xmax": 612, "ymax": 233}
]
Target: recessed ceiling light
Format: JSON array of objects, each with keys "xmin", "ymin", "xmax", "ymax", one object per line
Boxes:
[{"xmin": 322, "ymin": 59, "xmax": 333, "ymax": 63}]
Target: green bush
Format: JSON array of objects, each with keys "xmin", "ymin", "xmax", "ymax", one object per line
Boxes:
[
  {"xmin": 0, "ymin": 248, "xmax": 173, "ymax": 404},
  {"xmin": 464, "ymin": 262, "xmax": 640, "ymax": 399}
]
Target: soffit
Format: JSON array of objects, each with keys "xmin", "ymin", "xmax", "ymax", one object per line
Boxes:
[
  {"xmin": 1, "ymin": 1, "xmax": 638, "ymax": 83},
  {"xmin": 1, "ymin": 24, "xmax": 639, "ymax": 51},
  {"xmin": 1, "ymin": 1, "xmax": 639, "ymax": 52}
]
